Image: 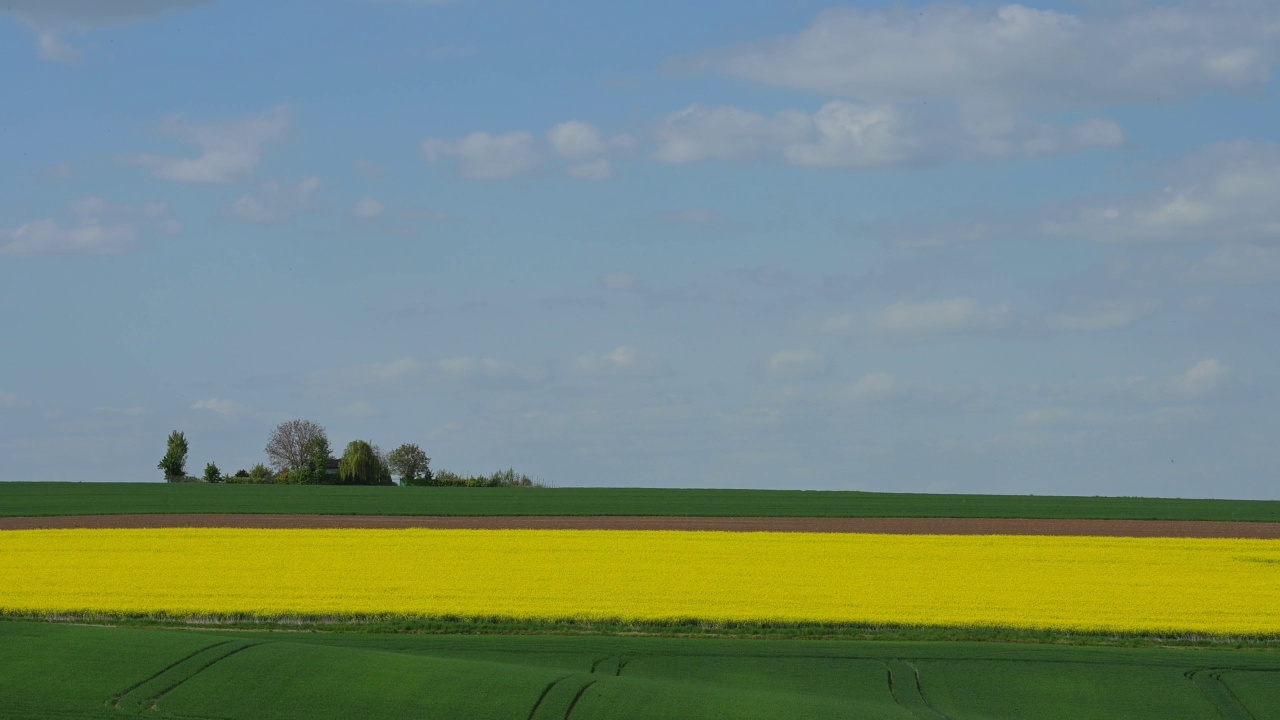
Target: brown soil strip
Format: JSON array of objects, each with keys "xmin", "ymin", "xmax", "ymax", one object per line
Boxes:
[{"xmin": 2, "ymin": 514, "xmax": 1279, "ymax": 538}]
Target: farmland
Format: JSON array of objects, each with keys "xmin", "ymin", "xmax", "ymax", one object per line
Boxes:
[
  {"xmin": 4, "ymin": 528, "xmax": 1280, "ymax": 635},
  {"xmin": 4, "ymin": 486, "xmax": 1279, "ymax": 717},
  {"xmin": 5, "ymin": 481, "xmax": 1280, "ymax": 521},
  {"xmin": 2, "ymin": 620, "xmax": 1277, "ymax": 720}
]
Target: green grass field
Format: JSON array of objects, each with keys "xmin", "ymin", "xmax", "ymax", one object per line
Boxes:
[
  {"xmin": 4, "ymin": 481, "xmax": 1280, "ymax": 520},
  {"xmin": 2, "ymin": 620, "xmax": 1277, "ymax": 720}
]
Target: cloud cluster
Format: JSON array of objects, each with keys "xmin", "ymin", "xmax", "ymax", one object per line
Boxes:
[
  {"xmin": 766, "ymin": 349, "xmax": 828, "ymax": 379},
  {"xmin": 820, "ymin": 297, "xmax": 1013, "ymax": 338},
  {"xmin": 1015, "ymin": 359, "xmax": 1234, "ymax": 427},
  {"xmin": 0, "ymin": 197, "xmax": 178, "ymax": 258},
  {"xmin": 133, "ymin": 106, "xmax": 291, "ymax": 184},
  {"xmin": 4, "ymin": 0, "xmax": 213, "ymax": 63},
  {"xmin": 652, "ymin": 101, "xmax": 1120, "ymax": 167},
  {"xmin": 1045, "ymin": 141, "xmax": 1280, "ymax": 244},
  {"xmin": 191, "ymin": 398, "xmax": 249, "ymax": 418},
  {"xmin": 422, "ymin": 121, "xmax": 634, "ymax": 180},
  {"xmin": 710, "ymin": 2, "xmax": 1279, "ymax": 108},
  {"xmin": 574, "ymin": 346, "xmax": 666, "ymax": 378},
  {"xmin": 227, "ymin": 176, "xmax": 320, "ymax": 223}
]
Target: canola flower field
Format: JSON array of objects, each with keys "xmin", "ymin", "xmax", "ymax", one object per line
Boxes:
[{"xmin": 2, "ymin": 528, "xmax": 1278, "ymax": 635}]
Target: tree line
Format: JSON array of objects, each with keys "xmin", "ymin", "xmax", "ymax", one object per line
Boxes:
[{"xmin": 158, "ymin": 419, "xmax": 541, "ymax": 487}]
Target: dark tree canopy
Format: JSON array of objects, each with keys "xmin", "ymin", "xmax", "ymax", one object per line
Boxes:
[
  {"xmin": 386, "ymin": 443, "xmax": 431, "ymax": 485},
  {"xmin": 158, "ymin": 430, "xmax": 189, "ymax": 481},
  {"xmin": 265, "ymin": 419, "xmax": 327, "ymax": 474}
]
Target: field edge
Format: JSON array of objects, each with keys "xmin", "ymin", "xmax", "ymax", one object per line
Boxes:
[{"xmin": 7, "ymin": 613, "xmax": 1280, "ymax": 650}]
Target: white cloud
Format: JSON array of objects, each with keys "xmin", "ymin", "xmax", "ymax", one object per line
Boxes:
[
  {"xmin": 422, "ymin": 131, "xmax": 540, "ymax": 180},
  {"xmin": 821, "ymin": 297, "xmax": 1012, "ymax": 337},
  {"xmin": 424, "ymin": 121, "xmax": 633, "ymax": 181},
  {"xmin": 191, "ymin": 398, "xmax": 248, "ymax": 417},
  {"xmin": 306, "ymin": 357, "xmax": 423, "ymax": 394},
  {"xmin": 766, "ymin": 349, "xmax": 828, "ymax": 379},
  {"xmin": 574, "ymin": 346, "xmax": 666, "ymax": 378},
  {"xmin": 547, "ymin": 121, "xmax": 610, "ymax": 159},
  {"xmin": 547, "ymin": 121, "xmax": 634, "ymax": 180},
  {"xmin": 653, "ymin": 101, "xmax": 1118, "ymax": 167},
  {"xmin": 1166, "ymin": 359, "xmax": 1232, "ymax": 399},
  {"xmin": 5, "ymin": 0, "xmax": 212, "ymax": 62},
  {"xmin": 227, "ymin": 176, "xmax": 320, "ymax": 224},
  {"xmin": 565, "ymin": 158, "xmax": 614, "ymax": 180},
  {"xmin": 34, "ymin": 31, "xmax": 79, "ymax": 64},
  {"xmin": 710, "ymin": 2, "xmax": 1279, "ymax": 108},
  {"xmin": 2, "ymin": 0, "xmax": 212, "ymax": 30},
  {"xmin": 1185, "ymin": 244, "xmax": 1280, "ymax": 284},
  {"xmin": 1044, "ymin": 141, "xmax": 1280, "ymax": 244},
  {"xmin": 1036, "ymin": 358, "xmax": 1234, "ymax": 406},
  {"xmin": 0, "ymin": 197, "xmax": 177, "ymax": 258},
  {"xmin": 133, "ymin": 106, "xmax": 291, "ymax": 184},
  {"xmin": 0, "ymin": 392, "xmax": 30, "ymax": 409},
  {"xmin": 1046, "ymin": 300, "xmax": 1160, "ymax": 333},
  {"xmin": 844, "ymin": 372, "xmax": 897, "ymax": 400},
  {"xmin": 653, "ymin": 104, "xmax": 810, "ymax": 164},
  {"xmin": 353, "ymin": 196, "xmax": 386, "ymax": 218}
]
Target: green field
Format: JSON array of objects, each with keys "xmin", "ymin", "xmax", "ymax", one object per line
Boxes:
[
  {"xmin": 4, "ymin": 482, "xmax": 1280, "ymax": 520},
  {"xmin": 2, "ymin": 620, "xmax": 1277, "ymax": 720}
]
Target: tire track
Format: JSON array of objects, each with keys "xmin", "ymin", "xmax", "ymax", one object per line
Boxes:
[
  {"xmin": 1186, "ymin": 669, "xmax": 1257, "ymax": 720},
  {"xmin": 109, "ymin": 641, "xmax": 259, "ymax": 713},
  {"xmin": 529, "ymin": 675, "xmax": 598, "ymax": 720},
  {"xmin": 881, "ymin": 659, "xmax": 949, "ymax": 720}
]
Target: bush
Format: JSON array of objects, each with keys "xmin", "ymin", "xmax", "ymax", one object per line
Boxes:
[
  {"xmin": 203, "ymin": 462, "xmax": 223, "ymax": 484},
  {"xmin": 420, "ymin": 468, "xmax": 541, "ymax": 488}
]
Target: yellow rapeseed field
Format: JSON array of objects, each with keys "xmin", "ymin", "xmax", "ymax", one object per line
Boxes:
[{"xmin": 1, "ymin": 529, "xmax": 1278, "ymax": 634}]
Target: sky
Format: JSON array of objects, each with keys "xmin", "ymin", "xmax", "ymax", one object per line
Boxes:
[{"xmin": 1, "ymin": 0, "xmax": 1278, "ymax": 498}]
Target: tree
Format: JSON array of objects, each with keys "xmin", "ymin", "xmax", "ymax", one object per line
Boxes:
[
  {"xmin": 291, "ymin": 435, "xmax": 335, "ymax": 485},
  {"xmin": 158, "ymin": 430, "xmax": 189, "ymax": 481},
  {"xmin": 265, "ymin": 420, "xmax": 327, "ymax": 474},
  {"xmin": 339, "ymin": 440, "xmax": 392, "ymax": 485},
  {"xmin": 203, "ymin": 462, "xmax": 223, "ymax": 483},
  {"xmin": 386, "ymin": 443, "xmax": 431, "ymax": 486}
]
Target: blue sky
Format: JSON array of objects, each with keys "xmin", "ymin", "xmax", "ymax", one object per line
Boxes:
[{"xmin": 2, "ymin": 0, "xmax": 1278, "ymax": 497}]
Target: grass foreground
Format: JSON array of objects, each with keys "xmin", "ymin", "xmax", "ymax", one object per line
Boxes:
[
  {"xmin": 3, "ymin": 620, "xmax": 1278, "ymax": 720},
  {"xmin": 4, "ymin": 481, "xmax": 1280, "ymax": 521}
]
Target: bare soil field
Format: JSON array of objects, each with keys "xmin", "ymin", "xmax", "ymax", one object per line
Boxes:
[{"xmin": 3, "ymin": 514, "xmax": 1280, "ymax": 537}]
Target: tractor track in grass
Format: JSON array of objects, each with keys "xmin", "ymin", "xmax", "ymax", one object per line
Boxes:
[{"xmin": 4, "ymin": 514, "xmax": 1280, "ymax": 537}]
